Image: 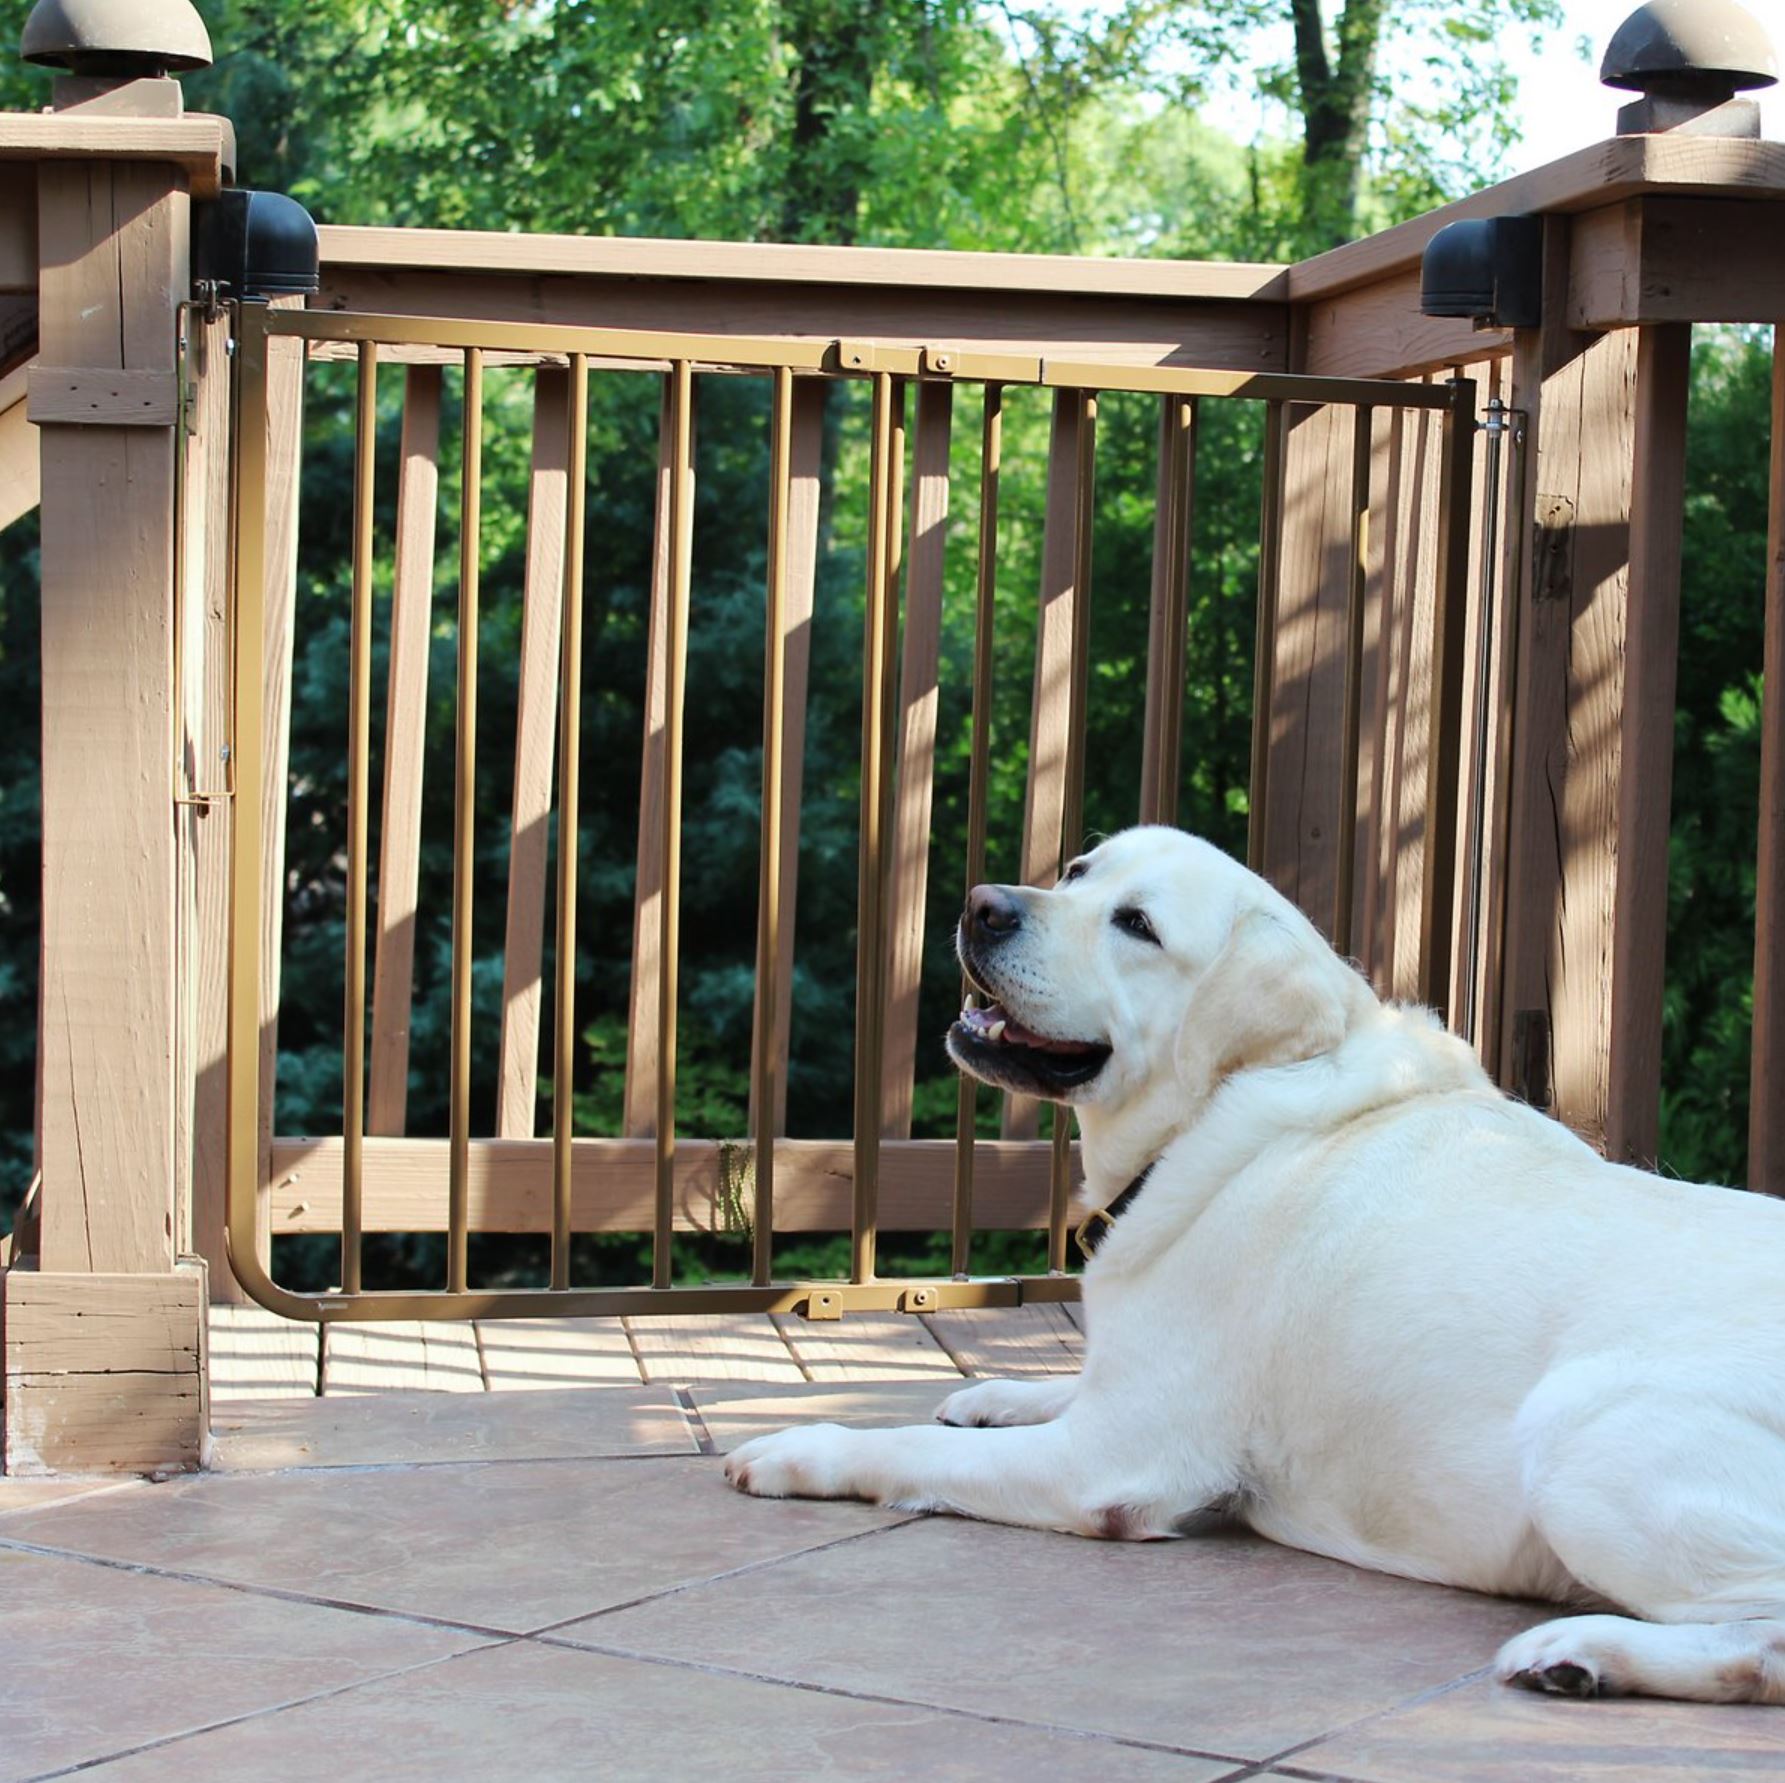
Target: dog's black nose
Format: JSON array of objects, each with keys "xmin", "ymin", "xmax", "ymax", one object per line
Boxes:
[{"xmin": 966, "ymin": 884, "xmax": 1023, "ymax": 945}]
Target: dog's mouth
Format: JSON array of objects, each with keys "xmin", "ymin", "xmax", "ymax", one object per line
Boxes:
[{"xmin": 947, "ymin": 993, "xmax": 1112, "ymax": 1099}]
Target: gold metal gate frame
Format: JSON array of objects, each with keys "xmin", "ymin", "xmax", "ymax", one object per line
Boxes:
[{"xmin": 224, "ymin": 300, "xmax": 1471, "ymax": 1324}]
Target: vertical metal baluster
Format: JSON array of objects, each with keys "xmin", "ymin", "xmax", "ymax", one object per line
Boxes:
[
  {"xmin": 551, "ymin": 354, "xmax": 588, "ymax": 1291},
  {"xmin": 853, "ymin": 372, "xmax": 895, "ymax": 1285},
  {"xmin": 448, "ymin": 346, "xmax": 482, "ymax": 1294},
  {"xmin": 1248, "ymin": 400, "xmax": 1287, "ymax": 875},
  {"xmin": 342, "ymin": 339, "xmax": 376, "ymax": 1297},
  {"xmin": 752, "ymin": 367, "xmax": 793, "ymax": 1286},
  {"xmin": 1335, "ymin": 405, "xmax": 1373, "ymax": 954},
  {"xmin": 653, "ymin": 361, "xmax": 694, "ymax": 1289},
  {"xmin": 952, "ymin": 383, "xmax": 1002, "ymax": 1279},
  {"xmin": 1050, "ymin": 390, "xmax": 1096, "ymax": 1274}
]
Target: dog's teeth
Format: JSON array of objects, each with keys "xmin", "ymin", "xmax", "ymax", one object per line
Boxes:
[
  {"xmin": 963, "ymin": 994, "xmax": 979, "ymax": 1012},
  {"xmin": 986, "ymin": 1019, "xmax": 1007, "ymax": 1042}
]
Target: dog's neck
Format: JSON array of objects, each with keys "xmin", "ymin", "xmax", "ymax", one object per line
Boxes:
[{"xmin": 1074, "ymin": 1081, "xmax": 1199, "ymax": 1207}]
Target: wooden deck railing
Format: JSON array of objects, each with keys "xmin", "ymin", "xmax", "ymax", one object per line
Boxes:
[{"xmin": 2, "ymin": 74, "xmax": 1784, "ymax": 1466}]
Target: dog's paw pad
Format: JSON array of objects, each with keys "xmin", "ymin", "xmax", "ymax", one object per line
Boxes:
[{"xmin": 1510, "ymin": 1660, "xmax": 1600, "ymax": 1698}]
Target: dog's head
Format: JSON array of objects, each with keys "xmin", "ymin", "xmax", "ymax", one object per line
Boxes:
[{"xmin": 947, "ymin": 826, "xmax": 1368, "ymax": 1113}]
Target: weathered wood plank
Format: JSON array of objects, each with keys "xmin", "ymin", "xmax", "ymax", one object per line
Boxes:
[
  {"xmin": 1007, "ymin": 391, "xmax": 1084, "ymax": 1140},
  {"xmin": 771, "ymin": 1311, "xmax": 962, "ymax": 1381},
  {"xmin": 475, "ymin": 1317, "xmax": 642, "ymax": 1389},
  {"xmin": 0, "ymin": 359, "xmax": 37, "ymax": 529},
  {"xmin": 920, "ymin": 1304, "xmax": 1083, "ymax": 1378},
  {"xmin": 1497, "ymin": 217, "xmax": 1644, "ymax": 1145},
  {"xmin": 1300, "ymin": 266, "xmax": 1511, "ymax": 382},
  {"xmin": 3, "ymin": 1266, "xmax": 208, "ymax": 1474},
  {"xmin": 264, "ymin": 1135, "xmax": 1073, "ymax": 1234},
  {"xmin": 1262, "ymin": 401, "xmax": 1352, "ymax": 937},
  {"xmin": 495, "ymin": 368, "xmax": 569, "ymax": 1138},
  {"xmin": 366, "ymin": 365, "xmax": 442, "ymax": 1137},
  {"xmin": 322, "ymin": 1319, "xmax": 484, "ymax": 1394},
  {"xmin": 627, "ymin": 1313, "xmax": 805, "ymax": 1384},
  {"xmin": 35, "ymin": 160, "xmax": 184, "ymax": 1275},
  {"xmin": 748, "ymin": 379, "xmax": 824, "ymax": 1137},
  {"xmin": 208, "ymin": 1304, "xmax": 320, "ymax": 1400},
  {"xmin": 1605, "ymin": 326, "xmax": 1691, "ymax": 1167},
  {"xmin": 624, "ymin": 378, "xmax": 688, "ymax": 1137},
  {"xmin": 1570, "ymin": 197, "xmax": 1785, "ymax": 329},
  {"xmin": 882, "ymin": 380, "xmax": 952, "ymax": 1138}
]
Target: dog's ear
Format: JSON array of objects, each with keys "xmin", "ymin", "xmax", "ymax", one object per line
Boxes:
[{"xmin": 1175, "ymin": 907, "xmax": 1353, "ymax": 1097}]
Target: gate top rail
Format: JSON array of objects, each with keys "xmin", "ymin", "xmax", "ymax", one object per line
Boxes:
[{"xmin": 266, "ymin": 305, "xmax": 1459, "ymax": 410}]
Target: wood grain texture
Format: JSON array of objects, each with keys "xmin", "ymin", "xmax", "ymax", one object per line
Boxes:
[
  {"xmin": 35, "ymin": 160, "xmax": 185, "ymax": 1275},
  {"xmin": 1290, "ymin": 135, "xmax": 1785, "ymax": 303},
  {"xmin": 920, "ymin": 1304, "xmax": 1083, "ymax": 1378},
  {"xmin": 475, "ymin": 1317, "xmax": 642, "ymax": 1388},
  {"xmin": 496, "ymin": 368, "xmax": 569, "ymax": 1138},
  {"xmin": 1262, "ymin": 401, "xmax": 1353, "ymax": 937},
  {"xmin": 1604, "ymin": 327, "xmax": 1690, "ymax": 1166},
  {"xmin": 26, "ymin": 364, "xmax": 177, "ymax": 425},
  {"xmin": 1300, "ymin": 267, "xmax": 1510, "ymax": 382},
  {"xmin": 881, "ymin": 380, "xmax": 952, "ymax": 1138},
  {"xmin": 1570, "ymin": 197, "xmax": 1785, "ymax": 328},
  {"xmin": 1750, "ymin": 343, "xmax": 1785, "ymax": 1196},
  {"xmin": 0, "ymin": 113, "xmax": 229, "ymax": 198},
  {"xmin": 0, "ymin": 359, "xmax": 37, "ymax": 529},
  {"xmin": 748, "ymin": 379, "xmax": 824, "ymax": 1137},
  {"xmin": 3, "ymin": 1265, "xmax": 207, "ymax": 1474},
  {"xmin": 320, "ymin": 222, "xmax": 1286, "ymax": 298},
  {"xmin": 321, "ymin": 267, "xmax": 1286, "ymax": 376},
  {"xmin": 1007, "ymin": 392, "xmax": 1084, "ymax": 1140},
  {"xmin": 1497, "ymin": 216, "xmax": 1644, "ymax": 1147},
  {"xmin": 366, "ymin": 365, "xmax": 442, "ymax": 1137},
  {"xmin": 627, "ymin": 1313, "xmax": 804, "ymax": 1384},
  {"xmin": 772, "ymin": 1311, "xmax": 961, "ymax": 1381},
  {"xmin": 208, "ymin": 1304, "xmax": 320, "ymax": 1400},
  {"xmin": 624, "ymin": 378, "xmax": 684, "ymax": 1137},
  {"xmin": 263, "ymin": 1135, "xmax": 1074, "ymax": 1234},
  {"xmin": 322, "ymin": 1320, "xmax": 484, "ymax": 1394}
]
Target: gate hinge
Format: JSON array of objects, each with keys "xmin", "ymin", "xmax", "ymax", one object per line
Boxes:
[{"xmin": 801, "ymin": 1289, "xmax": 843, "ymax": 1321}]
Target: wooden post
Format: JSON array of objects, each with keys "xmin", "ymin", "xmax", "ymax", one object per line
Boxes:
[
  {"xmin": 1496, "ymin": 213, "xmax": 1690, "ymax": 1160},
  {"xmin": 1, "ymin": 78, "xmax": 222, "ymax": 1473}
]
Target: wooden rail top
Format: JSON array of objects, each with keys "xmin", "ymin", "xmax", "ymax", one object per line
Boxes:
[
  {"xmin": 0, "ymin": 113, "xmax": 233, "ymax": 199},
  {"xmin": 317, "ymin": 225, "xmax": 1290, "ymax": 304},
  {"xmin": 1291, "ymin": 133, "xmax": 1785, "ymax": 302}
]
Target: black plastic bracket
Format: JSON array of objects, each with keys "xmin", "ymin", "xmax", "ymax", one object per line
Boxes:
[
  {"xmin": 192, "ymin": 189, "xmax": 320, "ymax": 303},
  {"xmin": 1419, "ymin": 214, "xmax": 1543, "ymax": 331}
]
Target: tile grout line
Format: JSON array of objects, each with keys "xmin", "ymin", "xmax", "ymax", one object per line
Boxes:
[
  {"xmin": 1248, "ymin": 1663, "xmax": 1500, "ymax": 1781},
  {"xmin": 0, "ymin": 1535, "xmax": 524, "ymax": 1642},
  {"xmin": 520, "ymin": 1514, "xmax": 929, "ymax": 1637},
  {"xmin": 672, "ymin": 1385, "xmax": 718, "ymax": 1455},
  {"xmin": 534, "ymin": 1632, "xmax": 1259, "ymax": 1768},
  {"xmin": 20, "ymin": 1641, "xmax": 518, "ymax": 1782}
]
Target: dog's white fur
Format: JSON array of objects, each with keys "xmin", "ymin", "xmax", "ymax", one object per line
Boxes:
[{"xmin": 725, "ymin": 827, "xmax": 1785, "ymax": 1705}]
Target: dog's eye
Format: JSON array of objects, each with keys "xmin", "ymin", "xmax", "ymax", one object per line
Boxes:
[
  {"xmin": 1062, "ymin": 860, "xmax": 1089, "ymax": 884},
  {"xmin": 1112, "ymin": 906, "xmax": 1159, "ymax": 945}
]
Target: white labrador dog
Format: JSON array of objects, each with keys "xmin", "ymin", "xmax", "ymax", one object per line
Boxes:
[{"xmin": 725, "ymin": 826, "xmax": 1785, "ymax": 1705}]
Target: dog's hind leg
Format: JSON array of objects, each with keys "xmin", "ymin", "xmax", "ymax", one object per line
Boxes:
[
  {"xmin": 935, "ymin": 1375, "xmax": 1078, "ymax": 1427},
  {"xmin": 1499, "ymin": 1368, "xmax": 1785, "ymax": 1705}
]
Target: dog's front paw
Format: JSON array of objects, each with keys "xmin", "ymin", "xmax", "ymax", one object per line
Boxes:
[
  {"xmin": 936, "ymin": 1380, "xmax": 1026, "ymax": 1427},
  {"xmin": 724, "ymin": 1424, "xmax": 861, "ymax": 1501}
]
